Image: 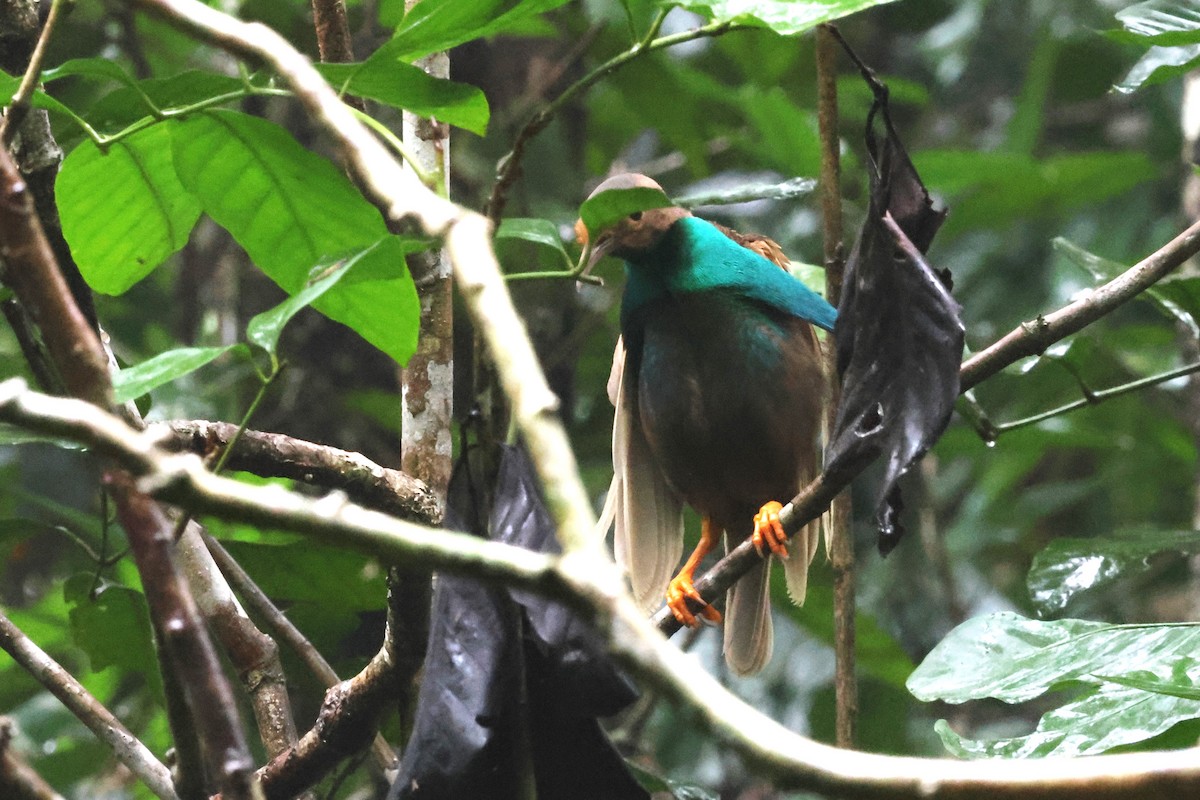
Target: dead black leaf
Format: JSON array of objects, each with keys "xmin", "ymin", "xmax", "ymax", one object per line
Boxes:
[{"xmin": 825, "ymin": 52, "xmax": 964, "ymax": 554}]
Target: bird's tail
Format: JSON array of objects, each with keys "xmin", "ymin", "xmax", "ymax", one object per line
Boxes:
[{"xmin": 723, "ymin": 540, "xmax": 773, "ymax": 676}]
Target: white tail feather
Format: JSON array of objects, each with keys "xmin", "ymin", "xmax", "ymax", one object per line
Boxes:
[
  {"xmin": 724, "ymin": 551, "xmax": 773, "ymax": 676},
  {"xmin": 605, "ymin": 338, "xmax": 684, "ymax": 611}
]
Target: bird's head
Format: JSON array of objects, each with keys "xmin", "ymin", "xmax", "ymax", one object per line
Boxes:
[{"xmin": 575, "ymin": 173, "xmax": 690, "ymax": 270}]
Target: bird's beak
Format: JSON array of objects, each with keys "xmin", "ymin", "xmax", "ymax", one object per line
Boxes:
[{"xmin": 575, "ymin": 218, "xmax": 615, "ymax": 278}]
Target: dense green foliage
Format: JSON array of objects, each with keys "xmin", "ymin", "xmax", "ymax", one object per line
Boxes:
[{"xmin": 3, "ymin": 0, "xmax": 1200, "ymax": 798}]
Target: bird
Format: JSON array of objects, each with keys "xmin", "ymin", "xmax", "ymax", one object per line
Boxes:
[{"xmin": 584, "ymin": 173, "xmax": 837, "ymax": 675}]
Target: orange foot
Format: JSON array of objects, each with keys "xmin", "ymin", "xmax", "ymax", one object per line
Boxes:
[
  {"xmin": 752, "ymin": 500, "xmax": 789, "ymax": 559},
  {"xmin": 666, "ymin": 570, "xmax": 722, "ymax": 628}
]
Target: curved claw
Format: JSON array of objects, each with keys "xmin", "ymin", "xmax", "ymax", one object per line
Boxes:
[
  {"xmin": 752, "ymin": 500, "xmax": 789, "ymax": 560},
  {"xmin": 666, "ymin": 572, "xmax": 722, "ymax": 627}
]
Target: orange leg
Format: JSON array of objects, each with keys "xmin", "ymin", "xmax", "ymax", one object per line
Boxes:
[
  {"xmin": 752, "ymin": 500, "xmax": 789, "ymax": 560},
  {"xmin": 666, "ymin": 516, "xmax": 723, "ymax": 627}
]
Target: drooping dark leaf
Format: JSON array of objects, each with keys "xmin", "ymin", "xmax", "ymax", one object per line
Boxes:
[
  {"xmin": 391, "ymin": 445, "xmax": 645, "ymax": 800},
  {"xmin": 389, "ymin": 455, "xmax": 523, "ymax": 800},
  {"xmin": 826, "ymin": 65, "xmax": 963, "ymax": 553}
]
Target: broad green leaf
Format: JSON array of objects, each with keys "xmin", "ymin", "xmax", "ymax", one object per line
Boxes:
[
  {"xmin": 1153, "ymin": 275, "xmax": 1200, "ymax": 330},
  {"xmin": 113, "ymin": 345, "xmax": 240, "ymax": 404},
  {"xmin": 42, "ymin": 58, "xmax": 139, "ymax": 87},
  {"xmin": 673, "ymin": 0, "xmax": 899, "ymax": 35},
  {"xmin": 317, "ymin": 61, "xmax": 489, "ymax": 135},
  {"xmin": 0, "ymin": 426, "xmax": 83, "ymax": 448},
  {"xmin": 64, "ymin": 575, "xmax": 161, "ymax": 695},
  {"xmin": 1054, "ymin": 238, "xmax": 1199, "ymax": 338},
  {"xmin": 1028, "ymin": 530, "xmax": 1200, "ymax": 615},
  {"xmin": 379, "ymin": 0, "xmax": 573, "ymax": 58},
  {"xmin": 578, "ymin": 186, "xmax": 673, "ymax": 239},
  {"xmin": 1115, "ymin": 43, "xmax": 1200, "ymax": 93},
  {"xmin": 933, "ymin": 676, "xmax": 1200, "ymax": 757},
  {"xmin": 57, "ymin": 123, "xmax": 202, "ymax": 294},
  {"xmin": 1112, "ymin": 1, "xmax": 1200, "ymax": 45},
  {"xmin": 912, "ymin": 613, "xmax": 1200, "ymax": 757},
  {"xmin": 246, "ymin": 247, "xmax": 363, "ymax": 356},
  {"xmin": 908, "ymin": 612, "xmax": 1200, "ymax": 704},
  {"xmin": 218, "ymin": 540, "xmax": 384, "ymax": 610},
  {"xmin": 169, "ymin": 110, "xmax": 421, "ymax": 362},
  {"xmin": 738, "ymin": 86, "xmax": 822, "ymax": 176},
  {"xmin": 495, "ymin": 218, "xmax": 570, "ymax": 262}
]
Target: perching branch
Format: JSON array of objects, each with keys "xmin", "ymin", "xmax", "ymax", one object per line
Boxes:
[
  {"xmin": 0, "ymin": 718, "xmax": 63, "ymax": 800},
  {"xmin": 7, "ymin": 380, "xmax": 1200, "ymax": 798},
  {"xmin": 0, "ymin": 610, "xmax": 179, "ymax": 800}
]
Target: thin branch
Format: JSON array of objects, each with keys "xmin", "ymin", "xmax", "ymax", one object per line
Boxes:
[
  {"xmin": 166, "ymin": 420, "xmax": 441, "ymax": 524},
  {"xmin": 0, "ymin": 0, "xmax": 66, "ymax": 141},
  {"xmin": 815, "ymin": 21, "xmax": 856, "ymax": 751},
  {"xmin": 961, "ymin": 217, "xmax": 1200, "ymax": 391},
  {"xmin": 992, "ymin": 360, "xmax": 1200, "ymax": 436},
  {"xmin": 9, "ymin": 382, "xmax": 1200, "ymax": 797},
  {"xmin": 0, "ymin": 611, "xmax": 179, "ymax": 800},
  {"xmin": 484, "ymin": 17, "xmax": 746, "ymax": 225},
  {"xmin": 0, "ymin": 717, "xmax": 65, "ymax": 800},
  {"xmin": 107, "ymin": 473, "xmax": 263, "ymax": 800}
]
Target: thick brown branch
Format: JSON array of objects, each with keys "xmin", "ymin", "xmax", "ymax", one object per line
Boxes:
[{"xmin": 166, "ymin": 420, "xmax": 441, "ymax": 524}]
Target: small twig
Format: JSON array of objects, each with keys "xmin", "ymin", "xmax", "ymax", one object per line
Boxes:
[
  {"xmin": 0, "ymin": 611, "xmax": 179, "ymax": 800},
  {"xmin": 485, "ymin": 17, "xmax": 745, "ymax": 226},
  {"xmin": 0, "ymin": 717, "xmax": 65, "ymax": 800},
  {"xmin": 992, "ymin": 360, "xmax": 1200, "ymax": 436},
  {"xmin": 0, "ymin": 0, "xmax": 67, "ymax": 142}
]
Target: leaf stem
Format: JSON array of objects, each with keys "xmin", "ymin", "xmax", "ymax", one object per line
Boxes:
[{"xmin": 0, "ymin": 0, "xmax": 69, "ymax": 142}]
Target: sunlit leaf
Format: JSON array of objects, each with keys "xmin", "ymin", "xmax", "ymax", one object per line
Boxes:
[
  {"xmin": 379, "ymin": 0, "xmax": 574, "ymax": 58},
  {"xmin": 673, "ymin": 0, "xmax": 900, "ymax": 35},
  {"xmin": 626, "ymin": 762, "xmax": 718, "ymax": 800},
  {"xmin": 912, "ymin": 613, "xmax": 1200, "ymax": 756},
  {"xmin": 86, "ymin": 71, "xmax": 246, "ymax": 133},
  {"xmin": 495, "ymin": 217, "xmax": 571, "ymax": 263},
  {"xmin": 676, "ymin": 176, "xmax": 817, "ymax": 208},
  {"xmin": 317, "ymin": 60, "xmax": 489, "ymax": 135},
  {"xmin": 112, "ymin": 345, "xmax": 241, "ymax": 403},
  {"xmin": 58, "ymin": 123, "xmax": 202, "ymax": 294},
  {"xmin": 1028, "ymin": 530, "xmax": 1200, "ymax": 615},
  {"xmin": 169, "ymin": 110, "xmax": 422, "ymax": 362},
  {"xmin": 1117, "ymin": 43, "xmax": 1200, "ymax": 92}
]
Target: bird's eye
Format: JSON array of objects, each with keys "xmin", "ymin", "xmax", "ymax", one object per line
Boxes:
[{"xmin": 629, "ymin": 211, "xmax": 643, "ymax": 222}]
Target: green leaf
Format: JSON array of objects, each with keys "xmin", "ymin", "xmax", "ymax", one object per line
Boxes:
[
  {"xmin": 57, "ymin": 123, "xmax": 203, "ymax": 294},
  {"xmin": 673, "ymin": 0, "xmax": 899, "ymax": 35},
  {"xmin": 87, "ymin": 71, "xmax": 246, "ymax": 133},
  {"xmin": 1094, "ymin": 662, "xmax": 1200, "ymax": 701},
  {"xmin": 217, "ymin": 540, "xmax": 384, "ymax": 610},
  {"xmin": 317, "ymin": 61, "xmax": 489, "ymax": 135},
  {"xmin": 908, "ymin": 612, "xmax": 1200, "ymax": 704},
  {"xmin": 246, "ymin": 247, "xmax": 363, "ymax": 356},
  {"xmin": 64, "ymin": 575, "xmax": 161, "ymax": 696},
  {"xmin": 912, "ymin": 613, "xmax": 1200, "ymax": 757},
  {"xmin": 1112, "ymin": 1, "xmax": 1200, "ymax": 46},
  {"xmin": 379, "ymin": 0, "xmax": 574, "ymax": 58},
  {"xmin": 1115, "ymin": 43, "xmax": 1200, "ymax": 93},
  {"xmin": 41, "ymin": 57, "xmax": 139, "ymax": 87},
  {"xmin": 1054, "ymin": 238, "xmax": 1199, "ymax": 337},
  {"xmin": 578, "ymin": 186, "xmax": 673, "ymax": 239},
  {"xmin": 1028, "ymin": 530, "xmax": 1200, "ymax": 615},
  {"xmin": 169, "ymin": 110, "xmax": 422, "ymax": 363},
  {"xmin": 112, "ymin": 345, "xmax": 240, "ymax": 403},
  {"xmin": 495, "ymin": 217, "xmax": 570, "ymax": 261}
]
